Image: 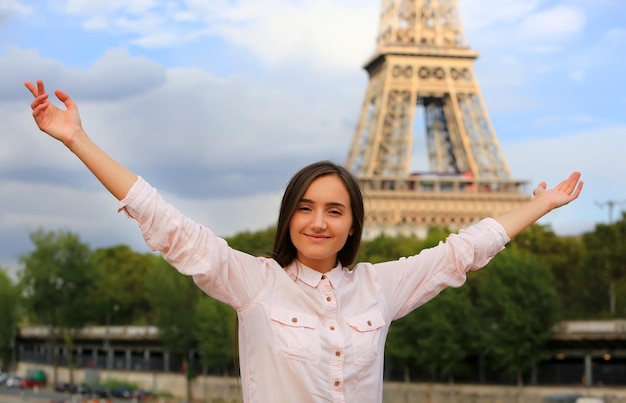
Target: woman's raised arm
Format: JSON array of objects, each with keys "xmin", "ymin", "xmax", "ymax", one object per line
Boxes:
[
  {"xmin": 25, "ymin": 79, "xmax": 138, "ymax": 200},
  {"xmin": 495, "ymin": 171, "xmax": 583, "ymax": 238}
]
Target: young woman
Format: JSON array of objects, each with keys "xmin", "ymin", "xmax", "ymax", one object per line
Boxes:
[{"xmin": 25, "ymin": 79, "xmax": 583, "ymax": 403}]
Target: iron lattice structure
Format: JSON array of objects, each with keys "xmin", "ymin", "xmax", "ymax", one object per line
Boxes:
[{"xmin": 346, "ymin": 0, "xmax": 530, "ymax": 239}]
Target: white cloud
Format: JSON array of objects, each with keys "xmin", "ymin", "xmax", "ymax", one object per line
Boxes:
[
  {"xmin": 0, "ymin": 0, "xmax": 31, "ymax": 15},
  {"xmin": 8, "ymin": 46, "xmax": 363, "ymax": 200},
  {"xmin": 59, "ymin": 0, "xmax": 155, "ymax": 16},
  {"xmin": 209, "ymin": 1, "xmax": 379, "ymax": 71},
  {"xmin": 518, "ymin": 5, "xmax": 586, "ymax": 41},
  {"xmin": 53, "ymin": 0, "xmax": 380, "ymax": 72},
  {"xmin": 459, "ymin": 0, "xmax": 541, "ymax": 31},
  {"xmin": 460, "ymin": 2, "xmax": 587, "ymax": 60}
]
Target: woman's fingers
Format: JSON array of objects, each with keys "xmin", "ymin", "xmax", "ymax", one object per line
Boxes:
[
  {"xmin": 37, "ymin": 79, "xmax": 45, "ymax": 96},
  {"xmin": 24, "ymin": 81, "xmax": 36, "ymax": 96},
  {"xmin": 54, "ymin": 89, "xmax": 74, "ymax": 110},
  {"xmin": 561, "ymin": 172, "xmax": 582, "ymax": 196}
]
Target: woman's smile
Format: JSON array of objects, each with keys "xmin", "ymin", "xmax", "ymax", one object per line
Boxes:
[{"xmin": 289, "ymin": 174, "xmax": 354, "ymax": 272}]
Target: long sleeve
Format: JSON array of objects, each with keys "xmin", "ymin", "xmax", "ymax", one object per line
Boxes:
[
  {"xmin": 117, "ymin": 176, "xmax": 276, "ymax": 311},
  {"xmin": 373, "ymin": 218, "xmax": 510, "ymax": 320}
]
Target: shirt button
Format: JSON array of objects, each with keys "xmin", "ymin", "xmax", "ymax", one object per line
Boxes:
[
  {"xmin": 335, "ymin": 351, "xmax": 341, "ymax": 357},
  {"xmin": 326, "ymin": 296, "xmax": 332, "ymax": 302},
  {"xmin": 330, "ymin": 326, "xmax": 335, "ymax": 331},
  {"xmin": 367, "ymin": 320, "xmax": 372, "ymax": 326},
  {"xmin": 334, "ymin": 381, "xmax": 340, "ymax": 387},
  {"xmin": 291, "ymin": 317, "xmax": 298, "ymax": 323},
  {"xmin": 321, "ymin": 275, "xmax": 326, "ymax": 280}
]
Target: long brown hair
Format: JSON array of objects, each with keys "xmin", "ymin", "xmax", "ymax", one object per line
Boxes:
[{"xmin": 272, "ymin": 160, "xmax": 364, "ymax": 268}]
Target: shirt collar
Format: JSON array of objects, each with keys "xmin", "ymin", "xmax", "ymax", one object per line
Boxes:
[{"xmin": 287, "ymin": 261, "xmax": 344, "ymax": 288}]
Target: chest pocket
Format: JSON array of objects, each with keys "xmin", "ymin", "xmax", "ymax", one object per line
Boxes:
[
  {"xmin": 271, "ymin": 305, "xmax": 320, "ymax": 364},
  {"xmin": 346, "ymin": 309, "xmax": 386, "ymax": 366}
]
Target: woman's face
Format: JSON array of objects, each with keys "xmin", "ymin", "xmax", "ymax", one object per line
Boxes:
[{"xmin": 289, "ymin": 174, "xmax": 354, "ymax": 273}]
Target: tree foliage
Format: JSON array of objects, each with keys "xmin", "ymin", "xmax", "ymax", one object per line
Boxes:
[
  {"xmin": 474, "ymin": 249, "xmax": 559, "ymax": 385},
  {"xmin": 90, "ymin": 245, "xmax": 156, "ymax": 325},
  {"xmin": 17, "ymin": 228, "xmax": 98, "ymax": 384},
  {"xmin": 194, "ymin": 296, "xmax": 236, "ymax": 375},
  {"xmin": 581, "ymin": 213, "xmax": 626, "ymax": 317},
  {"xmin": 145, "ymin": 257, "xmax": 202, "ymax": 401},
  {"xmin": 18, "ymin": 229, "xmax": 96, "ymax": 327},
  {"xmin": 411, "ymin": 285, "xmax": 475, "ymax": 381},
  {"xmin": 507, "ymin": 224, "xmax": 586, "ymax": 319},
  {"xmin": 0, "ymin": 268, "xmax": 18, "ymax": 370},
  {"xmin": 226, "ymin": 226, "xmax": 275, "ymax": 257},
  {"xmin": 146, "ymin": 257, "xmax": 199, "ymax": 356},
  {"xmin": 386, "ymin": 285, "xmax": 474, "ymax": 382}
]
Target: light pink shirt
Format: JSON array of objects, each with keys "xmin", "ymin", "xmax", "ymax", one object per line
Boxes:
[{"xmin": 119, "ymin": 177, "xmax": 510, "ymax": 403}]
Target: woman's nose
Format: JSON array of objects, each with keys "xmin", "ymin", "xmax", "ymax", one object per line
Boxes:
[{"xmin": 311, "ymin": 210, "xmax": 327, "ymax": 229}]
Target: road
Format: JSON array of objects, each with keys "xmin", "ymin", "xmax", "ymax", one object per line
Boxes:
[{"xmin": 0, "ymin": 385, "xmax": 125, "ymax": 403}]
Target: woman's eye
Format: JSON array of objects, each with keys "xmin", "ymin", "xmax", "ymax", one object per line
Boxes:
[
  {"xmin": 298, "ymin": 206, "xmax": 311, "ymax": 212},
  {"xmin": 329, "ymin": 209, "xmax": 342, "ymax": 216}
]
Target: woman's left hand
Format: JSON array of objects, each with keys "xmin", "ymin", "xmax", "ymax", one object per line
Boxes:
[{"xmin": 532, "ymin": 171, "xmax": 583, "ymax": 210}]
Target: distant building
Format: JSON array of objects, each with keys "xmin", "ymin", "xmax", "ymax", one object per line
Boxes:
[{"xmin": 14, "ymin": 320, "xmax": 626, "ymax": 386}]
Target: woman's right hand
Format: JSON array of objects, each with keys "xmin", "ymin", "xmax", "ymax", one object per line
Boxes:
[
  {"xmin": 24, "ymin": 79, "xmax": 138, "ymax": 200},
  {"xmin": 25, "ymin": 79, "xmax": 82, "ymax": 146}
]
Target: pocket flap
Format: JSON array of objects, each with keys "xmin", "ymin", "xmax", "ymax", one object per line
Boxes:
[
  {"xmin": 271, "ymin": 305, "xmax": 318, "ymax": 329},
  {"xmin": 346, "ymin": 309, "xmax": 386, "ymax": 332}
]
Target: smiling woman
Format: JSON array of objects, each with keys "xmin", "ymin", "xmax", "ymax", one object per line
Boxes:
[
  {"xmin": 288, "ymin": 175, "xmax": 355, "ymax": 271},
  {"xmin": 24, "ymin": 78, "xmax": 582, "ymax": 403}
]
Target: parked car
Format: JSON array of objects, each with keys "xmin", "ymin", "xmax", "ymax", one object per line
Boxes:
[
  {"xmin": 111, "ymin": 385, "xmax": 134, "ymax": 398},
  {"xmin": 544, "ymin": 394, "xmax": 583, "ymax": 403},
  {"xmin": 69, "ymin": 383, "xmax": 91, "ymax": 395},
  {"xmin": 92, "ymin": 385, "xmax": 111, "ymax": 398},
  {"xmin": 0, "ymin": 372, "xmax": 8, "ymax": 385},
  {"xmin": 54, "ymin": 381, "xmax": 71, "ymax": 392},
  {"xmin": 132, "ymin": 389, "xmax": 153, "ymax": 401},
  {"xmin": 5, "ymin": 375, "xmax": 22, "ymax": 388},
  {"xmin": 20, "ymin": 377, "xmax": 45, "ymax": 389}
]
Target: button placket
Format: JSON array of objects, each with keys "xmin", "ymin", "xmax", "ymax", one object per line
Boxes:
[
  {"xmin": 320, "ymin": 275, "xmax": 338, "ymax": 334},
  {"xmin": 320, "ymin": 275, "xmax": 344, "ymax": 401}
]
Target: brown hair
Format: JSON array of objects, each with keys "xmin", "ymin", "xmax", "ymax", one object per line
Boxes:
[{"xmin": 272, "ymin": 160, "xmax": 364, "ymax": 268}]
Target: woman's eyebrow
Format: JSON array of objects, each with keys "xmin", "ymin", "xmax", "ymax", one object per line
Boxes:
[{"xmin": 300, "ymin": 198, "xmax": 347, "ymax": 208}]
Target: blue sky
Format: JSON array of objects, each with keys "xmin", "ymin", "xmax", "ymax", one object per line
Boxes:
[{"xmin": 1, "ymin": 0, "xmax": 625, "ymax": 275}]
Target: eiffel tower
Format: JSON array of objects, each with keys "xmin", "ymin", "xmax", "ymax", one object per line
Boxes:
[{"xmin": 346, "ymin": 0, "xmax": 531, "ymax": 239}]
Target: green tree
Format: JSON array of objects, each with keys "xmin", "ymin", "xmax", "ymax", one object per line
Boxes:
[
  {"xmin": 226, "ymin": 226, "xmax": 275, "ymax": 257},
  {"xmin": 386, "ymin": 285, "xmax": 474, "ymax": 383},
  {"xmin": 581, "ymin": 213, "xmax": 626, "ymax": 317},
  {"xmin": 508, "ymin": 224, "xmax": 587, "ymax": 319},
  {"xmin": 386, "ymin": 310, "xmax": 420, "ymax": 382},
  {"xmin": 474, "ymin": 249, "xmax": 559, "ymax": 385},
  {"xmin": 358, "ymin": 233, "xmax": 425, "ymax": 264},
  {"xmin": 146, "ymin": 257, "xmax": 201, "ymax": 402},
  {"xmin": 18, "ymin": 228, "xmax": 96, "ymax": 384},
  {"xmin": 0, "ymin": 268, "xmax": 18, "ymax": 370},
  {"xmin": 195, "ymin": 297, "xmax": 236, "ymax": 375},
  {"xmin": 412, "ymin": 285, "xmax": 474, "ymax": 382},
  {"xmin": 90, "ymin": 245, "xmax": 156, "ymax": 325}
]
